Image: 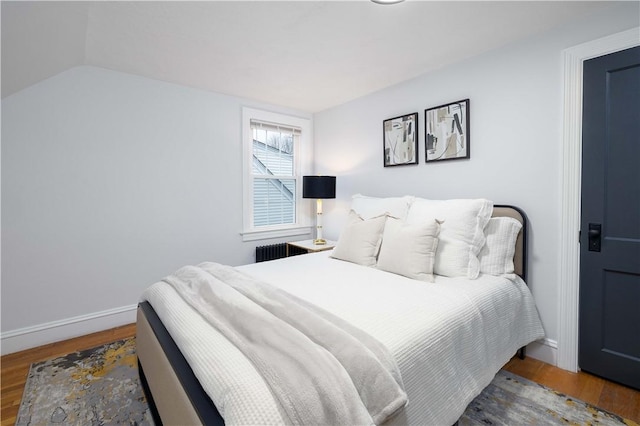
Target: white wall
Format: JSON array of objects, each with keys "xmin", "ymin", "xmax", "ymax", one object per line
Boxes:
[
  {"xmin": 314, "ymin": 3, "xmax": 639, "ymax": 365},
  {"xmin": 1, "ymin": 66, "xmax": 311, "ymax": 353}
]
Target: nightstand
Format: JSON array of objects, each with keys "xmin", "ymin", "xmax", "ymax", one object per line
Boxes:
[{"xmin": 286, "ymin": 239, "xmax": 336, "ymax": 256}]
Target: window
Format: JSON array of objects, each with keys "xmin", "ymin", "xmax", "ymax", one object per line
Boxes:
[
  {"xmin": 252, "ymin": 121, "xmax": 297, "ymax": 227},
  {"xmin": 242, "ymin": 108, "xmax": 312, "ymax": 241}
]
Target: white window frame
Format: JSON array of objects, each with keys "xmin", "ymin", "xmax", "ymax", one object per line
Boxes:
[{"xmin": 241, "ymin": 107, "xmax": 313, "ymax": 241}]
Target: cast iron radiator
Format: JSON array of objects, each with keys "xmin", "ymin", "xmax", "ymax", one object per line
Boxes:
[{"xmin": 255, "ymin": 243, "xmax": 307, "ymax": 262}]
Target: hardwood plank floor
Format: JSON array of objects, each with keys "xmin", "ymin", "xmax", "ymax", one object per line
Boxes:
[
  {"xmin": 504, "ymin": 357, "xmax": 640, "ymax": 423},
  {"xmin": 2, "ymin": 326, "xmax": 638, "ymax": 424}
]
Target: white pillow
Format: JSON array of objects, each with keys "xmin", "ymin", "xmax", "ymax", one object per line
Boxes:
[
  {"xmin": 350, "ymin": 194, "xmax": 413, "ymax": 220},
  {"xmin": 479, "ymin": 217, "xmax": 522, "ymax": 277},
  {"xmin": 330, "ymin": 211, "xmax": 387, "ymax": 267},
  {"xmin": 406, "ymin": 198, "xmax": 493, "ymax": 279},
  {"xmin": 377, "ymin": 218, "xmax": 440, "ymax": 282}
]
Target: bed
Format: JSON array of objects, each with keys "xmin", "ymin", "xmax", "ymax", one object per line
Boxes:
[{"xmin": 136, "ymin": 199, "xmax": 545, "ymax": 426}]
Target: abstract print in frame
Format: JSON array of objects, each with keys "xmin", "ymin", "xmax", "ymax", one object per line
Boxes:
[
  {"xmin": 425, "ymin": 99, "xmax": 470, "ymax": 162},
  {"xmin": 383, "ymin": 112, "xmax": 419, "ymax": 167}
]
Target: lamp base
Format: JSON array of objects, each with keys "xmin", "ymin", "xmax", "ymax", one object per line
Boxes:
[{"xmin": 313, "ymin": 238, "xmax": 327, "ymax": 245}]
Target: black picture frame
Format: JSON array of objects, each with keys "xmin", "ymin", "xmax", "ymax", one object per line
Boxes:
[
  {"xmin": 383, "ymin": 112, "xmax": 419, "ymax": 167},
  {"xmin": 424, "ymin": 99, "xmax": 470, "ymax": 163}
]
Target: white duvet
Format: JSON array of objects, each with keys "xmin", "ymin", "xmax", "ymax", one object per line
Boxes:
[{"xmin": 141, "ymin": 251, "xmax": 544, "ymax": 426}]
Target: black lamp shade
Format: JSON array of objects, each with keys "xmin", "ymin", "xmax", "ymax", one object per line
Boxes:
[{"xmin": 303, "ymin": 176, "xmax": 336, "ymax": 199}]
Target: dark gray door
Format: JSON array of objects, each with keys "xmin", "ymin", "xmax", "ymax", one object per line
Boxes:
[{"xmin": 579, "ymin": 45, "xmax": 640, "ymax": 390}]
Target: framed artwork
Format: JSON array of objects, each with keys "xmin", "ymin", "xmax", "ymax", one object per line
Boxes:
[
  {"xmin": 424, "ymin": 99, "xmax": 470, "ymax": 163},
  {"xmin": 383, "ymin": 112, "xmax": 418, "ymax": 167}
]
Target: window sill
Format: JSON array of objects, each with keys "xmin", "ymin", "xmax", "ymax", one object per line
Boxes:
[{"xmin": 241, "ymin": 226, "xmax": 313, "ymax": 242}]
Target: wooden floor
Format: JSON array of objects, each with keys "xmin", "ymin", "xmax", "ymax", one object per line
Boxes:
[
  {"xmin": 1, "ymin": 325, "xmax": 639, "ymax": 425},
  {"xmin": 504, "ymin": 356, "xmax": 640, "ymax": 423}
]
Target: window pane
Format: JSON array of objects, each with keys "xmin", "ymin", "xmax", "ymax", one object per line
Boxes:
[
  {"xmin": 253, "ymin": 178, "xmax": 296, "ymax": 227},
  {"xmin": 252, "ymin": 132, "xmax": 294, "ymax": 177},
  {"xmin": 253, "ymin": 128, "xmax": 267, "ymax": 144}
]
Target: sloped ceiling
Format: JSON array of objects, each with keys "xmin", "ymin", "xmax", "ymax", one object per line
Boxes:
[{"xmin": 2, "ymin": 1, "xmax": 615, "ymax": 112}]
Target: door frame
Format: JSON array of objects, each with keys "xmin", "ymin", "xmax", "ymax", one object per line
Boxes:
[{"xmin": 558, "ymin": 27, "xmax": 640, "ymax": 373}]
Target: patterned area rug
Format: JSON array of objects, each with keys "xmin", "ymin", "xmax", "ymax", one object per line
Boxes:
[
  {"xmin": 17, "ymin": 338, "xmax": 635, "ymax": 425},
  {"xmin": 460, "ymin": 370, "xmax": 636, "ymax": 426},
  {"xmin": 16, "ymin": 338, "xmax": 154, "ymax": 425}
]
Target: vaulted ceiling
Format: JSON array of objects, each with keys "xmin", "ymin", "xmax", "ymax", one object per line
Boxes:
[{"xmin": 2, "ymin": 1, "xmax": 615, "ymax": 112}]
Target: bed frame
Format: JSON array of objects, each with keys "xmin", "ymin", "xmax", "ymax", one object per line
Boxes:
[{"xmin": 136, "ymin": 205, "xmax": 528, "ymax": 425}]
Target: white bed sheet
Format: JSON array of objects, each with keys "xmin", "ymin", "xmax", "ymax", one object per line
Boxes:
[{"xmin": 141, "ymin": 251, "xmax": 544, "ymax": 425}]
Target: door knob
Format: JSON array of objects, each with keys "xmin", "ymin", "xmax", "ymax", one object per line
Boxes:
[{"xmin": 588, "ymin": 223, "xmax": 601, "ymax": 252}]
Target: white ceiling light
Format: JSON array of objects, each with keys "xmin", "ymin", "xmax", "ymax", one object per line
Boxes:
[{"xmin": 371, "ymin": 0, "xmax": 405, "ymax": 4}]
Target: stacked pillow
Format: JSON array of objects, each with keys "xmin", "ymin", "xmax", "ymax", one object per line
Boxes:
[
  {"xmin": 406, "ymin": 198, "xmax": 492, "ymax": 279},
  {"xmin": 330, "ymin": 211, "xmax": 387, "ymax": 267},
  {"xmin": 479, "ymin": 216, "xmax": 522, "ymax": 277},
  {"xmin": 376, "ymin": 217, "xmax": 441, "ymax": 282},
  {"xmin": 331, "ymin": 194, "xmax": 521, "ymax": 281},
  {"xmin": 349, "ymin": 194, "xmax": 413, "ymax": 220}
]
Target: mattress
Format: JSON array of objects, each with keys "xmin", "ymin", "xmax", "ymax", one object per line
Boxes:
[{"xmin": 140, "ymin": 250, "xmax": 544, "ymax": 425}]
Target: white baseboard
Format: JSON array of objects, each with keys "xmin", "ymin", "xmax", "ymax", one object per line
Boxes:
[
  {"xmin": 1, "ymin": 304, "xmax": 138, "ymax": 355},
  {"xmin": 526, "ymin": 337, "xmax": 558, "ymax": 367}
]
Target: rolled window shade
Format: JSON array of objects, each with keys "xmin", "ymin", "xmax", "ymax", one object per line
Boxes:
[{"xmin": 250, "ymin": 119, "xmax": 301, "ymax": 135}]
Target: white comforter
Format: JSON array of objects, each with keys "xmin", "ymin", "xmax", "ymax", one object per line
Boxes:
[{"xmin": 141, "ymin": 251, "xmax": 544, "ymax": 426}]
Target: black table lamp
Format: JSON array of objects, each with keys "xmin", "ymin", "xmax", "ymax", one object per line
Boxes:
[{"xmin": 303, "ymin": 176, "xmax": 336, "ymax": 245}]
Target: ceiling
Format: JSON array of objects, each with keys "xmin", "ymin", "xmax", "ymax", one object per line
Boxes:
[{"xmin": 1, "ymin": 1, "xmax": 615, "ymax": 112}]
